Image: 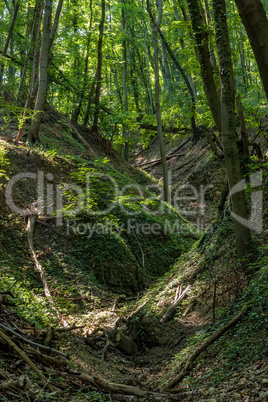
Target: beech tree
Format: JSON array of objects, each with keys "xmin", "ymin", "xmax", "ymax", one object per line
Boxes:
[
  {"xmin": 213, "ymin": 0, "xmax": 252, "ymax": 258},
  {"xmin": 28, "ymin": 0, "xmax": 63, "ymax": 144},
  {"xmin": 234, "ymin": 0, "xmax": 268, "ymax": 101}
]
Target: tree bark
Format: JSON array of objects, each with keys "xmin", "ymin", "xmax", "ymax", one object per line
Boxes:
[
  {"xmin": 15, "ymin": 0, "xmax": 44, "ymax": 144},
  {"xmin": 147, "ymin": 0, "xmax": 169, "ymax": 203},
  {"xmin": 186, "ymin": 0, "xmax": 222, "ymax": 133},
  {"xmin": 213, "ymin": 0, "xmax": 252, "ymax": 259},
  {"xmin": 27, "ymin": 0, "xmax": 63, "ymax": 144},
  {"xmin": 92, "ymin": 0, "xmax": 105, "ymax": 132},
  {"xmin": 121, "ymin": 0, "xmax": 129, "ymax": 161},
  {"xmin": 234, "ymin": 0, "xmax": 268, "ymax": 101}
]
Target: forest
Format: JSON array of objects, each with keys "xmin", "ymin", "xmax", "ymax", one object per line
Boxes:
[{"xmin": 0, "ymin": 0, "xmax": 267, "ymax": 400}]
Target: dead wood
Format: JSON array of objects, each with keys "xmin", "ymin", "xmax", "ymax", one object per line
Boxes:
[
  {"xmin": 105, "ymin": 328, "xmax": 138, "ymax": 356},
  {"xmin": 68, "ymin": 122, "xmax": 96, "ymax": 155},
  {"xmin": 78, "ymin": 372, "xmax": 183, "ymax": 399},
  {"xmin": 0, "ymin": 281, "xmax": 17, "ymax": 296},
  {"xmin": 139, "ymin": 123, "xmax": 191, "ymax": 135},
  {"xmin": 0, "ymin": 323, "xmax": 67, "ymax": 357},
  {"xmin": 44, "ymin": 323, "xmax": 85, "ymax": 346},
  {"xmin": 167, "ymin": 137, "xmax": 191, "ymax": 155},
  {"xmin": 28, "ymin": 349, "xmax": 66, "ymax": 367},
  {"xmin": 161, "ymin": 286, "xmax": 191, "ymax": 324},
  {"xmin": 203, "ymin": 127, "xmax": 224, "ymax": 159},
  {"xmin": 163, "ymin": 306, "xmax": 247, "ymax": 390},
  {"xmin": 0, "ymin": 329, "xmax": 56, "ymax": 393},
  {"xmin": 135, "ymin": 153, "xmax": 185, "ymax": 168}
]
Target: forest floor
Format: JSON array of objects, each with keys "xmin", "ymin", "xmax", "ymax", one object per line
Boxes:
[{"xmin": 0, "ymin": 106, "xmax": 267, "ymax": 401}]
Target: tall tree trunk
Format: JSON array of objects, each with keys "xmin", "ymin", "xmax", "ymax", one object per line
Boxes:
[
  {"xmin": 160, "ymin": 41, "xmax": 173, "ymax": 99},
  {"xmin": 71, "ymin": 0, "xmax": 93, "ymax": 124},
  {"xmin": 127, "ymin": 39, "xmax": 141, "ymax": 116},
  {"xmin": 27, "ymin": 0, "xmax": 63, "ymax": 144},
  {"xmin": 71, "ymin": 34, "xmax": 90, "ymax": 123},
  {"xmin": 147, "ymin": 0, "xmax": 169, "ymax": 203},
  {"xmin": 173, "ymin": 0, "xmax": 196, "ymax": 98},
  {"xmin": 121, "ymin": 0, "xmax": 129, "ymax": 160},
  {"xmin": 142, "ymin": 22, "xmax": 155, "ymax": 115},
  {"xmin": 234, "ymin": 0, "xmax": 268, "ymax": 101},
  {"xmin": 92, "ymin": 0, "xmax": 105, "ymax": 132},
  {"xmin": 16, "ymin": 0, "xmax": 42, "ymax": 105},
  {"xmin": 186, "ymin": 0, "xmax": 222, "ymax": 133},
  {"xmin": 203, "ymin": 0, "xmax": 217, "ymax": 69},
  {"xmin": 15, "ymin": 0, "xmax": 44, "ymax": 144},
  {"xmin": 213, "ymin": 0, "xmax": 252, "ymax": 259},
  {"xmin": 0, "ymin": 1, "xmax": 19, "ymax": 87}
]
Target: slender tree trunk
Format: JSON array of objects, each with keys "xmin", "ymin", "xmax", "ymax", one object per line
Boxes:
[
  {"xmin": 213, "ymin": 0, "xmax": 252, "ymax": 259},
  {"xmin": 203, "ymin": 0, "xmax": 217, "ymax": 69},
  {"xmin": 142, "ymin": 22, "xmax": 155, "ymax": 115},
  {"xmin": 27, "ymin": 0, "xmax": 52, "ymax": 144},
  {"xmin": 160, "ymin": 41, "xmax": 173, "ymax": 99},
  {"xmin": 83, "ymin": 79, "xmax": 95, "ymax": 126},
  {"xmin": 92, "ymin": 0, "xmax": 105, "ymax": 132},
  {"xmin": 173, "ymin": 0, "xmax": 196, "ymax": 98},
  {"xmin": 15, "ymin": 0, "xmax": 44, "ymax": 144},
  {"xmin": 16, "ymin": 0, "xmax": 42, "ymax": 105},
  {"xmin": 27, "ymin": 0, "xmax": 63, "ymax": 144},
  {"xmin": 234, "ymin": 0, "xmax": 268, "ymax": 101},
  {"xmin": 186, "ymin": 0, "xmax": 222, "ymax": 133},
  {"xmin": 0, "ymin": 1, "xmax": 19, "ymax": 87},
  {"xmin": 147, "ymin": 0, "xmax": 169, "ymax": 203},
  {"xmin": 121, "ymin": 0, "xmax": 129, "ymax": 160},
  {"xmin": 127, "ymin": 40, "xmax": 141, "ymax": 116},
  {"xmin": 71, "ymin": 34, "xmax": 90, "ymax": 123}
]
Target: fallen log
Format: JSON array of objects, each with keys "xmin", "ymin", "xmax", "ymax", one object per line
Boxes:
[
  {"xmin": 135, "ymin": 153, "xmax": 185, "ymax": 168},
  {"xmin": 139, "ymin": 123, "xmax": 191, "ymax": 135},
  {"xmin": 78, "ymin": 372, "xmax": 185, "ymax": 400},
  {"xmin": 163, "ymin": 305, "xmax": 247, "ymax": 390}
]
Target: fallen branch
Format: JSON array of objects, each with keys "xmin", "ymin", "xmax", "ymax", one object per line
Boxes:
[
  {"xmin": 0, "ymin": 323, "xmax": 67, "ymax": 357},
  {"xmin": 0, "ymin": 329, "xmax": 56, "ymax": 393},
  {"xmin": 161, "ymin": 286, "xmax": 191, "ymax": 324},
  {"xmin": 0, "ymin": 281, "xmax": 17, "ymax": 295},
  {"xmin": 139, "ymin": 123, "xmax": 191, "ymax": 135},
  {"xmin": 163, "ymin": 306, "xmax": 247, "ymax": 390},
  {"xmin": 28, "ymin": 349, "xmax": 67, "ymax": 368},
  {"xmin": 44, "ymin": 323, "xmax": 85, "ymax": 346},
  {"xmin": 78, "ymin": 372, "xmax": 183, "ymax": 399},
  {"xmin": 135, "ymin": 153, "xmax": 185, "ymax": 168},
  {"xmin": 68, "ymin": 122, "xmax": 96, "ymax": 156}
]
